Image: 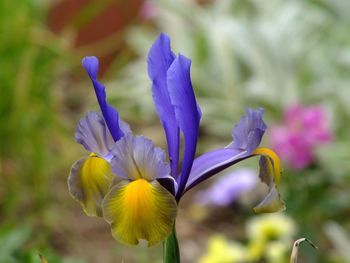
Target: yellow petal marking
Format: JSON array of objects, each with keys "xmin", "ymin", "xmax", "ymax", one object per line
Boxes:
[
  {"xmin": 69, "ymin": 154, "xmax": 114, "ymax": 217},
  {"xmin": 252, "ymin": 147, "xmax": 285, "ymax": 213},
  {"xmin": 253, "ymin": 147, "xmax": 281, "ymax": 188},
  {"xmin": 103, "ymin": 179, "xmax": 177, "ymax": 246}
]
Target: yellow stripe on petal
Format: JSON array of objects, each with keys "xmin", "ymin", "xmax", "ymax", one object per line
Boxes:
[
  {"xmin": 68, "ymin": 155, "xmax": 114, "ymax": 217},
  {"xmin": 253, "ymin": 148, "xmax": 281, "ymax": 188},
  {"xmin": 103, "ymin": 179, "xmax": 177, "ymax": 246},
  {"xmin": 252, "ymin": 147, "xmax": 285, "ymax": 213}
]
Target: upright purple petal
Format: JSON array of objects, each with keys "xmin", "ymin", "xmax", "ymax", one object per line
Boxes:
[
  {"xmin": 231, "ymin": 108, "xmax": 267, "ymax": 154},
  {"xmin": 166, "ymin": 54, "xmax": 201, "ymax": 198},
  {"xmin": 147, "ymin": 33, "xmax": 180, "ymax": 178},
  {"xmin": 82, "ymin": 56, "xmax": 124, "ymax": 142}
]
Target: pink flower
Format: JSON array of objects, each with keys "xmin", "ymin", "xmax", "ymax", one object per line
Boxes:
[
  {"xmin": 270, "ymin": 104, "xmax": 332, "ymax": 170},
  {"xmin": 140, "ymin": 0, "xmax": 159, "ymax": 20}
]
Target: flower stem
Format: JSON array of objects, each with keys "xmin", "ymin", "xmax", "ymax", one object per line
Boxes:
[{"xmin": 163, "ymin": 224, "xmax": 180, "ymax": 263}]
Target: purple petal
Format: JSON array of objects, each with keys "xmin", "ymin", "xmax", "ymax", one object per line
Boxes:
[
  {"xmin": 75, "ymin": 111, "xmax": 131, "ymax": 159},
  {"xmin": 75, "ymin": 111, "xmax": 114, "ymax": 157},
  {"xmin": 184, "ymin": 148, "xmax": 248, "ymax": 193},
  {"xmin": 147, "ymin": 33, "xmax": 180, "ymax": 178},
  {"xmin": 166, "ymin": 54, "xmax": 201, "ymax": 198},
  {"xmin": 231, "ymin": 108, "xmax": 267, "ymax": 154},
  {"xmin": 184, "ymin": 108, "xmax": 266, "ymax": 194},
  {"xmin": 82, "ymin": 56, "xmax": 125, "ymax": 142},
  {"xmin": 110, "ymin": 134, "xmax": 171, "ymax": 182}
]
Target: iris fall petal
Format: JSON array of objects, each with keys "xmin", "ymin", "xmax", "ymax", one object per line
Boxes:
[
  {"xmin": 185, "ymin": 148, "xmax": 246, "ymax": 192},
  {"xmin": 68, "ymin": 155, "xmax": 114, "ymax": 217},
  {"xmin": 103, "ymin": 179, "xmax": 177, "ymax": 246},
  {"xmin": 111, "ymin": 134, "xmax": 170, "ymax": 181},
  {"xmin": 253, "ymin": 149, "xmax": 285, "ymax": 213},
  {"xmin": 185, "ymin": 108, "xmax": 266, "ymax": 193},
  {"xmin": 184, "ymin": 109, "xmax": 284, "ymax": 213}
]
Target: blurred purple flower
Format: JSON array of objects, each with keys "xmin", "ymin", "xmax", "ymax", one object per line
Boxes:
[
  {"xmin": 195, "ymin": 168, "xmax": 258, "ymax": 207},
  {"xmin": 270, "ymin": 104, "xmax": 332, "ymax": 170}
]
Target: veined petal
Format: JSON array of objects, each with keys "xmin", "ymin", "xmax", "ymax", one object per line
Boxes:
[
  {"xmin": 82, "ymin": 56, "xmax": 125, "ymax": 141},
  {"xmin": 75, "ymin": 111, "xmax": 130, "ymax": 158},
  {"xmin": 111, "ymin": 134, "xmax": 171, "ymax": 181},
  {"xmin": 68, "ymin": 155, "xmax": 114, "ymax": 217},
  {"xmin": 103, "ymin": 179, "xmax": 177, "ymax": 246},
  {"xmin": 231, "ymin": 108, "xmax": 267, "ymax": 154},
  {"xmin": 147, "ymin": 33, "xmax": 179, "ymax": 178},
  {"xmin": 167, "ymin": 54, "xmax": 201, "ymax": 198}
]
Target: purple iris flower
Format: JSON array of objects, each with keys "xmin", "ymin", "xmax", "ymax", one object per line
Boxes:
[{"xmin": 68, "ymin": 33, "xmax": 284, "ymax": 246}]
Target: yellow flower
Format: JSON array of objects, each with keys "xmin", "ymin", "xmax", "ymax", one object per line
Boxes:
[
  {"xmin": 199, "ymin": 235, "xmax": 246, "ymax": 263},
  {"xmin": 247, "ymin": 213, "xmax": 296, "ymax": 242},
  {"xmin": 266, "ymin": 241, "xmax": 289, "ymax": 263},
  {"xmin": 246, "ymin": 213, "xmax": 296, "ymax": 260}
]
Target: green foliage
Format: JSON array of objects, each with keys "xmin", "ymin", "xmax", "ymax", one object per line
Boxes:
[
  {"xmin": 0, "ymin": 0, "xmax": 74, "ymax": 219},
  {"xmin": 0, "ymin": 225, "xmax": 84, "ymax": 263},
  {"xmin": 0, "ymin": 1, "xmax": 81, "ymax": 260}
]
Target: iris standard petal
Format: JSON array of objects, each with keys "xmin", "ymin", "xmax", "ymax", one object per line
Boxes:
[
  {"xmin": 75, "ymin": 111, "xmax": 130, "ymax": 158},
  {"xmin": 231, "ymin": 108, "xmax": 267, "ymax": 154},
  {"xmin": 102, "ymin": 179, "xmax": 177, "ymax": 246},
  {"xmin": 68, "ymin": 154, "xmax": 114, "ymax": 217},
  {"xmin": 82, "ymin": 56, "xmax": 125, "ymax": 141},
  {"xmin": 111, "ymin": 134, "xmax": 171, "ymax": 181},
  {"xmin": 166, "ymin": 54, "xmax": 201, "ymax": 198},
  {"xmin": 147, "ymin": 33, "xmax": 179, "ymax": 178}
]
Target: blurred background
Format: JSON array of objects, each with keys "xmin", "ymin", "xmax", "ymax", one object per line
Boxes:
[{"xmin": 1, "ymin": 0, "xmax": 350, "ymax": 262}]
